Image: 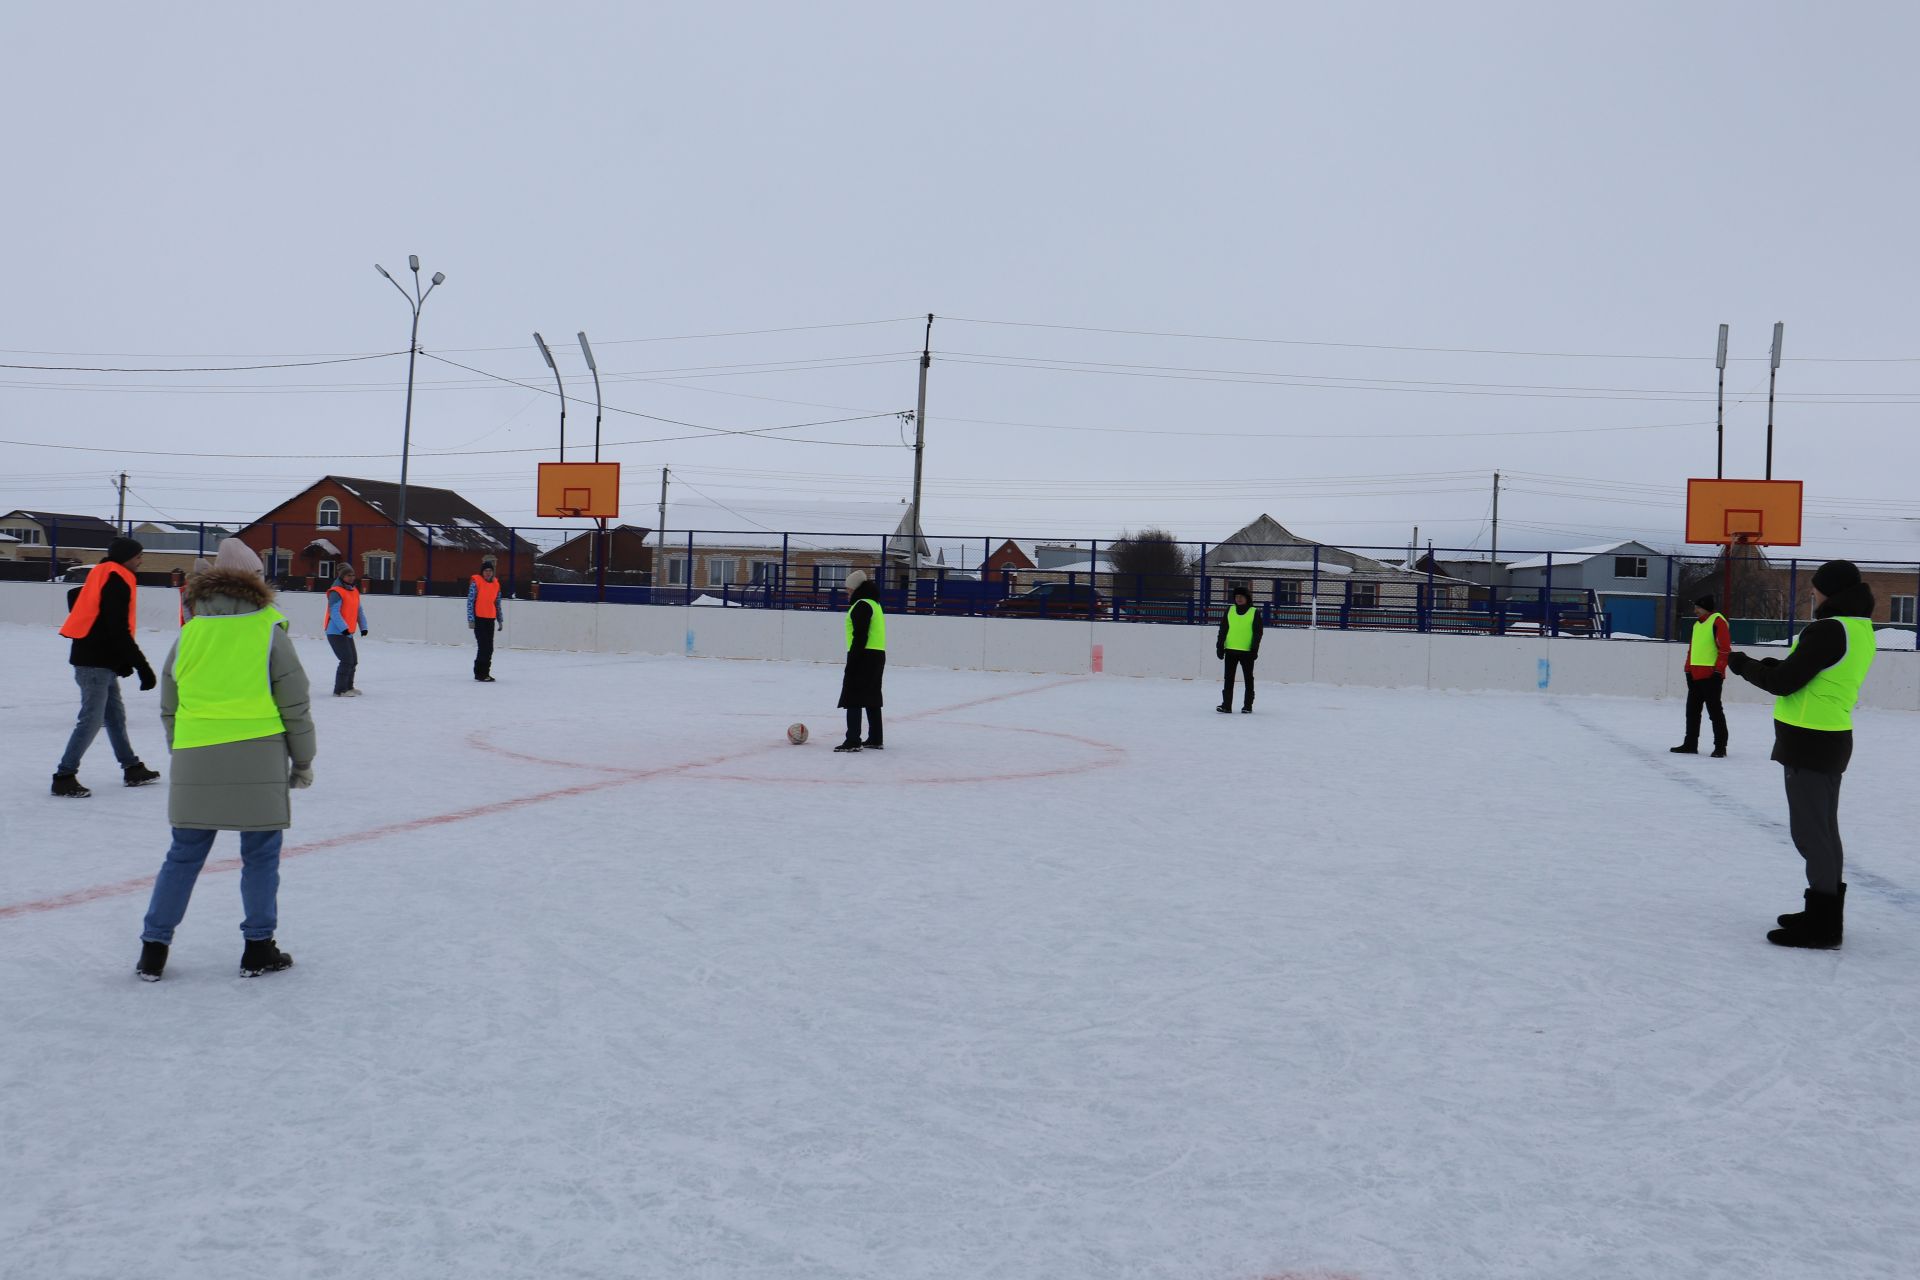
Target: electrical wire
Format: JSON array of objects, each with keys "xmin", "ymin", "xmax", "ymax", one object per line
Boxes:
[{"xmin": 0, "ymin": 351, "xmax": 408, "ymax": 373}]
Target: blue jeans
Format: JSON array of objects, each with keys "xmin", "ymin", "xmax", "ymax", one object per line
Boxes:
[
  {"xmin": 141, "ymin": 828, "xmax": 283, "ymax": 944},
  {"xmin": 57, "ymin": 666, "xmax": 139, "ymax": 775}
]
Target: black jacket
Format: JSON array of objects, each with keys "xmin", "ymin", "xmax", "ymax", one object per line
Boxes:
[
  {"xmin": 838, "ymin": 583, "xmax": 885, "ymax": 709},
  {"xmin": 1216, "ymin": 604, "xmax": 1264, "ymax": 660},
  {"xmin": 1728, "ymin": 582, "xmax": 1875, "ymax": 774},
  {"xmin": 67, "ymin": 572, "xmax": 151, "ymax": 677}
]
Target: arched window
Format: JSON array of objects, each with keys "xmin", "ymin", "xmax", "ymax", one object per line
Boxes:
[{"xmin": 317, "ymin": 498, "xmax": 341, "ymax": 530}]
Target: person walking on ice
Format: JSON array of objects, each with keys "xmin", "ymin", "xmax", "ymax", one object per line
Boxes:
[
  {"xmin": 468, "ymin": 558, "xmax": 504, "ymax": 682},
  {"xmin": 53, "ymin": 535, "xmax": 161, "ymax": 797},
  {"xmin": 135, "ymin": 538, "xmax": 315, "ymax": 981},
  {"xmin": 1672, "ymin": 594, "xmax": 1730, "ymax": 756},
  {"xmin": 324, "ymin": 564, "xmax": 370, "ymax": 697},
  {"xmin": 835, "ymin": 568, "xmax": 885, "ymax": 752},
  {"xmin": 1725, "ymin": 560, "xmax": 1877, "ymax": 950},
  {"xmin": 1216, "ymin": 585, "xmax": 1263, "ymax": 714}
]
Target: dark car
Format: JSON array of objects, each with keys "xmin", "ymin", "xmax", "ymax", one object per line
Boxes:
[{"xmin": 992, "ymin": 581, "xmax": 1106, "ymax": 617}]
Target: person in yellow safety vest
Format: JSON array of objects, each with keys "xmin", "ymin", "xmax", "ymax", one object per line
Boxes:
[
  {"xmin": 1671, "ymin": 593, "xmax": 1731, "ymax": 756},
  {"xmin": 135, "ymin": 537, "xmax": 316, "ymax": 982},
  {"xmin": 1215, "ymin": 586, "xmax": 1264, "ymax": 714},
  {"xmin": 468, "ymin": 558, "xmax": 505, "ymax": 682},
  {"xmin": 835, "ymin": 568, "xmax": 885, "ymax": 752},
  {"xmin": 1727, "ymin": 560, "xmax": 1878, "ymax": 949}
]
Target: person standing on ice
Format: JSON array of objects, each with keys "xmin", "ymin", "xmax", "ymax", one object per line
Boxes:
[
  {"xmin": 324, "ymin": 564, "xmax": 370, "ymax": 697},
  {"xmin": 135, "ymin": 538, "xmax": 315, "ymax": 982},
  {"xmin": 1725, "ymin": 560, "xmax": 1877, "ymax": 950},
  {"xmin": 1215, "ymin": 585, "xmax": 1263, "ymax": 714},
  {"xmin": 835, "ymin": 568, "xmax": 885, "ymax": 752},
  {"xmin": 468, "ymin": 558, "xmax": 504, "ymax": 682},
  {"xmin": 1671, "ymin": 594, "xmax": 1730, "ymax": 756},
  {"xmin": 52, "ymin": 535, "xmax": 161, "ymax": 798}
]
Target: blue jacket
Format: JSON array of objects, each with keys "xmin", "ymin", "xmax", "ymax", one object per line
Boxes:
[{"xmin": 324, "ymin": 586, "xmax": 369, "ymax": 636}]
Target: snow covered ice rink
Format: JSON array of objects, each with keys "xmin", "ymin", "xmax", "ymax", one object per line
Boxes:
[{"xmin": 3, "ymin": 620, "xmax": 1918, "ymax": 1280}]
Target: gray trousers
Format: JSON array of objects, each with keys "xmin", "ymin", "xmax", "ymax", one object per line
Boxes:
[{"xmin": 1784, "ymin": 766, "xmax": 1845, "ymax": 894}]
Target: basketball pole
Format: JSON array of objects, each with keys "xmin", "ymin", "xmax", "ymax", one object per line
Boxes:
[
  {"xmin": 1765, "ymin": 321, "xmax": 1783, "ymax": 480},
  {"xmin": 1714, "ymin": 324, "xmax": 1728, "ymax": 479}
]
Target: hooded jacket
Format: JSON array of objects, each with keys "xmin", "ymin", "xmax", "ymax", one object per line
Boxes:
[
  {"xmin": 1729, "ymin": 580, "xmax": 1875, "ymax": 774},
  {"xmin": 161, "ymin": 569, "xmax": 317, "ymax": 831}
]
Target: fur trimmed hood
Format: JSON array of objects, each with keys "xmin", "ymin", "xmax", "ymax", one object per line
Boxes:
[{"xmin": 184, "ymin": 567, "xmax": 276, "ymax": 613}]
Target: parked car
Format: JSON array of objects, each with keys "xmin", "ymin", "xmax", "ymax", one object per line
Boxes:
[{"xmin": 993, "ymin": 581, "xmax": 1106, "ymax": 616}]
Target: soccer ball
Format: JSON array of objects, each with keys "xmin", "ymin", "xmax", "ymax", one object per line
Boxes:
[{"xmin": 787, "ymin": 723, "xmax": 808, "ymax": 745}]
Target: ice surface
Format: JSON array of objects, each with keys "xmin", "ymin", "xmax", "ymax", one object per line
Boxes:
[{"xmin": 3, "ymin": 621, "xmax": 1918, "ymax": 1279}]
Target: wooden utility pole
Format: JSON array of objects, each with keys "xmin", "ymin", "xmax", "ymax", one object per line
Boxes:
[
  {"xmin": 1489, "ymin": 471, "xmax": 1500, "ymax": 569},
  {"xmin": 116, "ymin": 472, "xmax": 127, "ymax": 529}
]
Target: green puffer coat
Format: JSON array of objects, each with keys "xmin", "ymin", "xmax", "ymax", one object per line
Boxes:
[{"xmin": 160, "ymin": 569, "xmax": 317, "ymax": 832}]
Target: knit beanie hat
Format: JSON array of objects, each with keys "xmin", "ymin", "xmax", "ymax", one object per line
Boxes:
[
  {"xmin": 106, "ymin": 536, "xmax": 144, "ymax": 564},
  {"xmin": 1811, "ymin": 560, "xmax": 1861, "ymax": 596},
  {"xmin": 1694, "ymin": 594, "xmax": 1715, "ymax": 611},
  {"xmin": 845, "ymin": 569, "xmax": 870, "ymax": 594},
  {"xmin": 213, "ymin": 537, "xmax": 265, "ymax": 576}
]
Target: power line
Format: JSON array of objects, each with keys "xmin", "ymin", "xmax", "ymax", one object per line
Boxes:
[
  {"xmin": 0, "ymin": 351, "xmax": 409, "ymax": 373},
  {"xmin": 942, "ymin": 315, "xmax": 1920, "ymax": 363}
]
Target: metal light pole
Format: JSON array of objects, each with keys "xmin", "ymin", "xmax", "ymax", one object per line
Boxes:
[
  {"xmin": 375, "ymin": 255, "xmax": 445, "ymax": 593},
  {"xmin": 1765, "ymin": 321, "xmax": 1784, "ymax": 479},
  {"xmin": 1714, "ymin": 323, "xmax": 1729, "ymax": 479},
  {"xmin": 534, "ymin": 332, "xmax": 566, "ymax": 460},
  {"xmin": 577, "ymin": 332, "xmax": 602, "ymax": 462}
]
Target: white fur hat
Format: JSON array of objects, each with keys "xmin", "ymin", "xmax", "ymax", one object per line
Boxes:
[
  {"xmin": 213, "ymin": 538, "xmax": 265, "ymax": 576},
  {"xmin": 845, "ymin": 568, "xmax": 870, "ymax": 594}
]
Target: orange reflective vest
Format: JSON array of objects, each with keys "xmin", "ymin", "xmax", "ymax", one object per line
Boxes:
[
  {"xmin": 471, "ymin": 575, "xmax": 501, "ymax": 619},
  {"xmin": 59, "ymin": 562, "xmax": 138, "ymax": 639},
  {"xmin": 328, "ymin": 583, "xmax": 361, "ymax": 633}
]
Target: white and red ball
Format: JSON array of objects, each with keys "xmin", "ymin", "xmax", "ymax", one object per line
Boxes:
[{"xmin": 787, "ymin": 723, "xmax": 808, "ymax": 745}]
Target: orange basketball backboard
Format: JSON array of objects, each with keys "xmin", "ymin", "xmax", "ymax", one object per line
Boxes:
[
  {"xmin": 537, "ymin": 462, "xmax": 621, "ymax": 519},
  {"xmin": 1685, "ymin": 478, "xmax": 1802, "ymax": 546}
]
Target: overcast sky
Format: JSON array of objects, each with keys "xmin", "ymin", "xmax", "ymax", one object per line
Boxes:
[{"xmin": 3, "ymin": 1, "xmax": 1915, "ymax": 561}]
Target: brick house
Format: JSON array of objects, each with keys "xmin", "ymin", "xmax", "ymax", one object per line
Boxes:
[
  {"xmin": 537, "ymin": 524, "xmax": 655, "ymax": 583},
  {"xmin": 235, "ymin": 476, "xmax": 538, "ymax": 593}
]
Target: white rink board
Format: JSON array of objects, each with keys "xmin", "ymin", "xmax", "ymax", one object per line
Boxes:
[{"xmin": 2, "ymin": 584, "xmax": 1914, "ymax": 710}]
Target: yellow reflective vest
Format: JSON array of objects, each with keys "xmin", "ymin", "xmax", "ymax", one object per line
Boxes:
[
  {"xmin": 1224, "ymin": 605, "xmax": 1257, "ymax": 652},
  {"xmin": 1688, "ymin": 612, "xmax": 1727, "ymax": 667},
  {"xmin": 846, "ymin": 598, "xmax": 887, "ymax": 652},
  {"xmin": 172, "ymin": 607, "xmax": 289, "ymax": 750},
  {"xmin": 1775, "ymin": 617, "xmax": 1875, "ymax": 732}
]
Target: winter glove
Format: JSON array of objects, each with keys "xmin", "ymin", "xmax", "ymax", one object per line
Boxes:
[
  {"xmin": 135, "ymin": 661, "xmax": 157, "ymax": 692},
  {"xmin": 467, "ymin": 620, "xmax": 474, "ymax": 631},
  {"xmin": 289, "ymin": 764, "xmax": 314, "ymax": 790},
  {"xmin": 1215, "ymin": 647, "xmax": 1224, "ymax": 660},
  {"xmin": 360, "ymin": 629, "xmax": 368, "ymax": 637},
  {"xmin": 1726, "ymin": 651, "xmax": 1751, "ymax": 675}
]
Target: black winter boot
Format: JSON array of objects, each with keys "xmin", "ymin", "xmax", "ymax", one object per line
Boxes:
[
  {"xmin": 1669, "ymin": 743, "xmax": 1698, "ymax": 754},
  {"xmin": 51, "ymin": 772, "xmax": 91, "ymax": 798},
  {"xmin": 1216, "ymin": 702, "xmax": 1232, "ymax": 714},
  {"xmin": 1777, "ymin": 882, "xmax": 1845, "ymax": 930},
  {"xmin": 1768, "ymin": 888, "xmax": 1843, "ymax": 949},
  {"xmin": 135, "ymin": 941, "xmax": 168, "ymax": 982},
  {"xmin": 833, "ymin": 739, "xmax": 863, "ymax": 753},
  {"xmin": 124, "ymin": 762, "xmax": 161, "ymax": 787},
  {"xmin": 1709, "ymin": 744, "xmax": 1727, "ymax": 758},
  {"xmin": 239, "ymin": 938, "xmax": 294, "ymax": 977}
]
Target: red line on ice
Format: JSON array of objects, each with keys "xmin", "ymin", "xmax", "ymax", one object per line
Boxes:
[{"xmin": 0, "ymin": 675, "xmax": 1092, "ymax": 923}]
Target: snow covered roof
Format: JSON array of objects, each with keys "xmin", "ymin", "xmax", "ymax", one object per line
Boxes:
[
  {"xmin": 1216, "ymin": 557, "xmax": 1354, "ymax": 576},
  {"xmin": 304, "ymin": 537, "xmax": 342, "ymax": 556},
  {"xmin": 1505, "ymin": 541, "xmax": 1661, "ymax": 572}
]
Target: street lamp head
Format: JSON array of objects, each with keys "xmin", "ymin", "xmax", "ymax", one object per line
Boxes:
[
  {"xmin": 375, "ymin": 264, "xmax": 392, "ymax": 279},
  {"xmin": 533, "ymin": 332, "xmax": 556, "ymax": 367},
  {"xmin": 577, "ymin": 331, "xmax": 597, "ymax": 371},
  {"xmin": 408, "ymin": 254, "xmax": 420, "ymax": 273},
  {"xmin": 430, "ymin": 271, "xmax": 446, "ymax": 286}
]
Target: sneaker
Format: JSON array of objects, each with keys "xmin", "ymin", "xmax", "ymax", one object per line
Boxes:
[
  {"xmin": 833, "ymin": 740, "xmax": 863, "ymax": 753},
  {"xmin": 1710, "ymin": 745, "xmax": 1727, "ymax": 758},
  {"xmin": 475, "ymin": 675, "xmax": 496, "ymax": 683},
  {"xmin": 862, "ymin": 740, "xmax": 885, "ymax": 750},
  {"xmin": 51, "ymin": 772, "xmax": 91, "ymax": 798},
  {"xmin": 1216, "ymin": 703, "xmax": 1232, "ymax": 714},
  {"xmin": 135, "ymin": 941, "xmax": 168, "ymax": 982},
  {"xmin": 1241, "ymin": 706, "xmax": 1253, "ymax": 714},
  {"xmin": 335, "ymin": 689, "xmax": 362, "ymax": 698},
  {"xmin": 239, "ymin": 938, "xmax": 294, "ymax": 978},
  {"xmin": 123, "ymin": 763, "xmax": 161, "ymax": 787}
]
